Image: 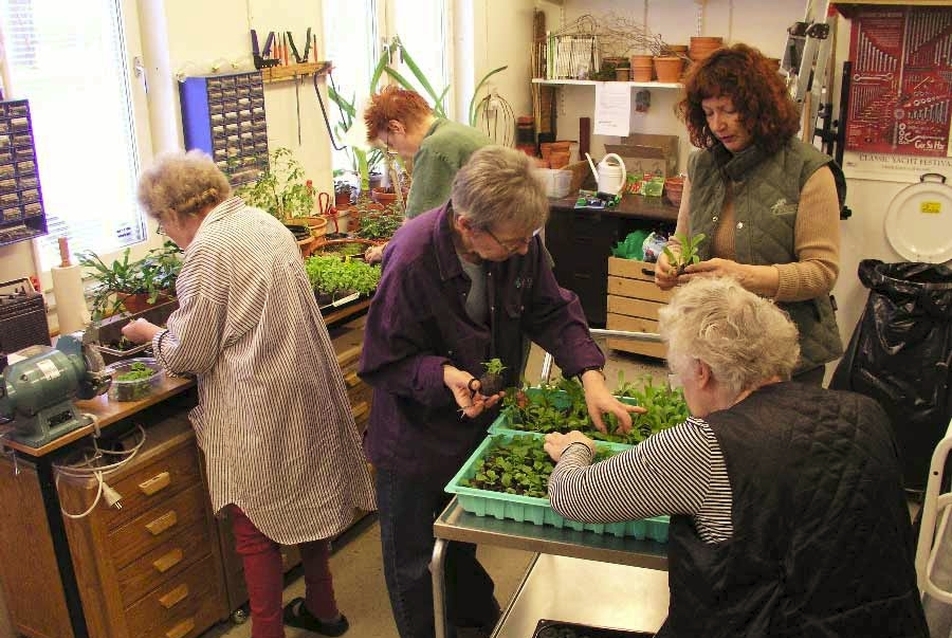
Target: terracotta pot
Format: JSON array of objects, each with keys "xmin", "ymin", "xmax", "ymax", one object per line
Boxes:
[
  {"xmin": 630, "ymin": 55, "xmax": 654, "ymax": 82},
  {"xmin": 653, "ymin": 56, "xmax": 685, "ymax": 83},
  {"xmin": 689, "ymin": 36, "xmax": 724, "ymax": 62},
  {"xmin": 664, "ymin": 176, "xmax": 685, "ymax": 208},
  {"xmin": 120, "ymin": 292, "xmax": 173, "ymax": 314},
  {"xmin": 288, "ymin": 215, "xmax": 329, "ymax": 239},
  {"xmin": 371, "ymin": 187, "xmax": 398, "ymax": 205}
]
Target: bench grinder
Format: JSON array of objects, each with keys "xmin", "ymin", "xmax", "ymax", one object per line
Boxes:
[{"xmin": 0, "ymin": 332, "xmax": 112, "ymax": 447}]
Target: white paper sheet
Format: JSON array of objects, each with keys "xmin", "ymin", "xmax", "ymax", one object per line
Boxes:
[{"xmin": 594, "ymin": 82, "xmax": 631, "ymax": 136}]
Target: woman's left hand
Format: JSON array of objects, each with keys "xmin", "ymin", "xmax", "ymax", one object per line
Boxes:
[
  {"xmin": 579, "ymin": 370, "xmax": 645, "ymax": 434},
  {"xmin": 544, "ymin": 431, "xmax": 595, "ymax": 462}
]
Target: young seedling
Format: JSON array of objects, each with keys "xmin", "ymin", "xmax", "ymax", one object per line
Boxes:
[
  {"xmin": 662, "ymin": 232, "xmax": 706, "ymax": 274},
  {"xmin": 478, "ymin": 358, "xmax": 507, "ymax": 395}
]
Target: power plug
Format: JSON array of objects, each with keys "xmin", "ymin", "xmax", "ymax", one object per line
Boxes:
[{"xmin": 102, "ymin": 482, "xmax": 123, "ymax": 510}]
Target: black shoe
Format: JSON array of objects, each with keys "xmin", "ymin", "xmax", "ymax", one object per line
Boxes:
[{"xmin": 283, "ymin": 597, "xmax": 349, "ymax": 636}]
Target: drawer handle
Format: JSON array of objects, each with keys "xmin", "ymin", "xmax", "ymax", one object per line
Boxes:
[
  {"xmin": 139, "ymin": 471, "xmax": 171, "ymax": 496},
  {"xmin": 343, "ymin": 371, "xmax": 360, "ymax": 388},
  {"xmin": 145, "ymin": 510, "xmax": 178, "ymax": 536},
  {"xmin": 153, "ymin": 548, "xmax": 184, "ymax": 573},
  {"xmin": 159, "ymin": 583, "xmax": 190, "ymax": 609},
  {"xmin": 351, "ymin": 401, "xmax": 369, "ymax": 421},
  {"xmin": 165, "ymin": 617, "xmax": 195, "ymax": 638}
]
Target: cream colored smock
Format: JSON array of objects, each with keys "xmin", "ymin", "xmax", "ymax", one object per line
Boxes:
[{"xmin": 152, "ymin": 197, "xmax": 376, "ymax": 544}]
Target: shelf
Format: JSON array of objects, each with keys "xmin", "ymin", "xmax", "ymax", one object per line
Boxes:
[
  {"xmin": 532, "ymin": 78, "xmax": 682, "ymax": 90},
  {"xmin": 261, "ymin": 60, "xmax": 332, "ymax": 84}
]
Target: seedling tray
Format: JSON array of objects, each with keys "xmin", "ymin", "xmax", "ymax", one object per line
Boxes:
[
  {"xmin": 488, "ymin": 388, "xmax": 639, "ymax": 437},
  {"xmin": 445, "ymin": 432, "xmax": 669, "ymax": 541}
]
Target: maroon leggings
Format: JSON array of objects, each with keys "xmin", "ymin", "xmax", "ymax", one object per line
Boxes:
[{"xmin": 229, "ymin": 505, "xmax": 339, "ymax": 638}]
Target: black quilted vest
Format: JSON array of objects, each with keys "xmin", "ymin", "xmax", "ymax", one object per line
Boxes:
[{"xmin": 658, "ymin": 383, "xmax": 927, "ymax": 638}]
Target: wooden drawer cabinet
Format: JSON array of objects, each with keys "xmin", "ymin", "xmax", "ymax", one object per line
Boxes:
[
  {"xmin": 606, "ymin": 257, "xmax": 671, "ymax": 359},
  {"xmin": 58, "ymin": 415, "xmax": 227, "ymax": 638},
  {"xmin": 125, "ymin": 553, "xmax": 222, "ymax": 638}
]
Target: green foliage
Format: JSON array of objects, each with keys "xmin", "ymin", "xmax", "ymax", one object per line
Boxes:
[
  {"xmin": 483, "ymin": 358, "xmax": 506, "ymax": 376},
  {"xmin": 662, "ymin": 232, "xmax": 706, "ymax": 273},
  {"xmin": 78, "ymin": 241, "xmax": 183, "ymax": 320},
  {"xmin": 303, "ymin": 254, "xmax": 381, "ymax": 297},
  {"xmin": 353, "ymin": 201, "xmax": 403, "ymax": 241},
  {"xmin": 234, "ymin": 148, "xmax": 315, "ymax": 222},
  {"xmin": 501, "ymin": 374, "xmax": 688, "ymax": 445},
  {"xmin": 114, "ymin": 361, "xmax": 155, "ymax": 382},
  {"xmin": 461, "ymin": 434, "xmax": 616, "ymax": 498}
]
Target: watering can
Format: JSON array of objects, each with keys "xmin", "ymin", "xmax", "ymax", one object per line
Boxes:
[{"xmin": 597, "ymin": 153, "xmax": 627, "ymax": 195}]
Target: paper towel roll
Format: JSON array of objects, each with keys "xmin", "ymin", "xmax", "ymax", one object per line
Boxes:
[{"xmin": 52, "ymin": 264, "xmax": 90, "ymax": 334}]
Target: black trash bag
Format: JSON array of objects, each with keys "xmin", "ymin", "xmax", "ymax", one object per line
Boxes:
[{"xmin": 829, "ymin": 259, "xmax": 952, "ymax": 491}]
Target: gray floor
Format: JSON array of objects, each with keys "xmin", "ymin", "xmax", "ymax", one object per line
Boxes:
[{"xmin": 201, "ymin": 343, "xmax": 668, "ymax": 638}]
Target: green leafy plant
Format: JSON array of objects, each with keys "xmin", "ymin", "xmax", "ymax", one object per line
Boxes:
[
  {"xmin": 479, "ymin": 357, "xmax": 507, "ymax": 394},
  {"xmin": 501, "ymin": 374, "xmax": 688, "ymax": 445},
  {"xmin": 78, "ymin": 241, "xmax": 183, "ymax": 320},
  {"xmin": 461, "ymin": 434, "xmax": 616, "ymax": 498},
  {"xmin": 354, "ymin": 202, "xmax": 403, "ymax": 241},
  {"xmin": 303, "ymin": 254, "xmax": 381, "ymax": 300},
  {"xmin": 662, "ymin": 232, "xmax": 706, "ymax": 274},
  {"xmin": 234, "ymin": 147, "xmax": 315, "ymax": 222}
]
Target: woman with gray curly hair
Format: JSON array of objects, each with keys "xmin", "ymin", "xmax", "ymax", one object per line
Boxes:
[
  {"xmin": 123, "ymin": 150, "xmax": 376, "ymax": 638},
  {"xmin": 545, "ymin": 277, "xmax": 926, "ymax": 637}
]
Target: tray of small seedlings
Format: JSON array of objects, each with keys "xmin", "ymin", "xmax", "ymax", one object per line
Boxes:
[
  {"xmin": 444, "ymin": 432, "xmax": 669, "ymax": 540},
  {"xmin": 490, "ymin": 374, "xmax": 689, "ymax": 446}
]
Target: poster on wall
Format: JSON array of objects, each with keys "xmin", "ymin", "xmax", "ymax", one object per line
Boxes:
[{"xmin": 842, "ymin": 6, "xmax": 952, "ymax": 182}]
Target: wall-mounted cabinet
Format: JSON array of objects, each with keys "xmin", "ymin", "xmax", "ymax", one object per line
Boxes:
[
  {"xmin": 0, "ymin": 99, "xmax": 47, "ymax": 247},
  {"xmin": 179, "ymin": 71, "xmax": 269, "ymax": 187}
]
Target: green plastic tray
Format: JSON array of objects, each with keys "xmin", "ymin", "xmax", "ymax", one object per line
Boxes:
[
  {"xmin": 445, "ymin": 432, "xmax": 669, "ymax": 541},
  {"xmin": 488, "ymin": 388, "xmax": 639, "ymax": 439}
]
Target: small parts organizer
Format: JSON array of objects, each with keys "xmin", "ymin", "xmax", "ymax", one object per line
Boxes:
[
  {"xmin": 0, "ymin": 99, "xmax": 47, "ymax": 247},
  {"xmin": 179, "ymin": 71, "xmax": 269, "ymax": 186}
]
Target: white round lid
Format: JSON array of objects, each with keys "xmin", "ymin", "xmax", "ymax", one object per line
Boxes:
[{"xmin": 883, "ymin": 173, "xmax": 952, "ymax": 264}]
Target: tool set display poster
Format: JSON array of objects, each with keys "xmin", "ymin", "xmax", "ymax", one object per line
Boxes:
[{"xmin": 846, "ymin": 6, "xmax": 952, "ymax": 158}]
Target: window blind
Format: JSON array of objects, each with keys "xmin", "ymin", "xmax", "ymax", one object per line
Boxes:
[{"xmin": 0, "ymin": 0, "xmax": 145, "ymax": 270}]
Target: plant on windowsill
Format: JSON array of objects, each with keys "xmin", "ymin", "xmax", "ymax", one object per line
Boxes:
[
  {"xmin": 78, "ymin": 241, "xmax": 183, "ymax": 320},
  {"xmin": 234, "ymin": 147, "xmax": 326, "ymax": 238}
]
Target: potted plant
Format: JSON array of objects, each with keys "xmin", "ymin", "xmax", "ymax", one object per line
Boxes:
[
  {"xmin": 235, "ymin": 147, "xmax": 326, "ymax": 237},
  {"xmin": 78, "ymin": 241, "xmax": 183, "ymax": 320},
  {"xmin": 354, "ymin": 201, "xmax": 403, "ymax": 242}
]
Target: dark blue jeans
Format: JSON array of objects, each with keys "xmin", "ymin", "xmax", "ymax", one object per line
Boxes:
[{"xmin": 376, "ymin": 466, "xmax": 498, "ymax": 638}]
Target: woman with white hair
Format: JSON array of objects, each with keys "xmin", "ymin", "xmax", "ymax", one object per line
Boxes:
[{"xmin": 545, "ymin": 276, "xmax": 927, "ymax": 637}]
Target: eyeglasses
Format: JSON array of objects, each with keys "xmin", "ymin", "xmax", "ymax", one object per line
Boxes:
[
  {"xmin": 156, "ymin": 219, "xmax": 166, "ymax": 236},
  {"xmin": 383, "ymin": 131, "xmax": 398, "ymax": 156},
  {"xmin": 484, "ymin": 226, "xmax": 542, "ymax": 253}
]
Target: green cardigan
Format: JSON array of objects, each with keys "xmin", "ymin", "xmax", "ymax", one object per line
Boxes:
[{"xmin": 405, "ymin": 119, "xmax": 491, "ymax": 218}]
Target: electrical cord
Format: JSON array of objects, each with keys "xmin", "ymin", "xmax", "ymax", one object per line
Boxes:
[{"xmin": 54, "ymin": 423, "xmax": 147, "ymax": 520}]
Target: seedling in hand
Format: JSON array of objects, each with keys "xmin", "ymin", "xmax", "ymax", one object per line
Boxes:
[
  {"xmin": 662, "ymin": 232, "xmax": 706, "ymax": 274},
  {"xmin": 478, "ymin": 358, "xmax": 507, "ymax": 395}
]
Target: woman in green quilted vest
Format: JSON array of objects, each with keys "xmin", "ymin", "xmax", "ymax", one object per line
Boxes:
[{"xmin": 654, "ymin": 43, "xmax": 847, "ymax": 384}]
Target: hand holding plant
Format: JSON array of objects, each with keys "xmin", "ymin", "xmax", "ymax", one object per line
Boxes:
[{"xmin": 662, "ymin": 231, "xmax": 706, "ymax": 275}]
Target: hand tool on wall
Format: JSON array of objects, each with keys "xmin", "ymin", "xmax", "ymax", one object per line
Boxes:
[
  {"xmin": 251, "ymin": 29, "xmax": 279, "ymax": 69},
  {"xmin": 301, "ymin": 27, "xmax": 313, "ymax": 63}
]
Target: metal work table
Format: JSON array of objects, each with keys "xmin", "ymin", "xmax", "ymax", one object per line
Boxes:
[{"xmin": 431, "ymin": 497, "xmax": 669, "ymax": 638}]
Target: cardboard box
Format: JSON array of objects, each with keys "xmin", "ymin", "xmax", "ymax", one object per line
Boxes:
[{"xmin": 605, "ymin": 133, "xmax": 679, "ymax": 177}]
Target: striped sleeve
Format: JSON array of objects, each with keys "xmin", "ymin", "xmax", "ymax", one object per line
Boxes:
[{"xmin": 548, "ymin": 416, "xmax": 733, "ymax": 542}]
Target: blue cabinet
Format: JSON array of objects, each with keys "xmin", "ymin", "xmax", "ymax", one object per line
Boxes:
[{"xmin": 179, "ymin": 71, "xmax": 269, "ymax": 185}]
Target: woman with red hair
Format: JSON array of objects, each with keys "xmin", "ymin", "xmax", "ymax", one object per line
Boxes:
[
  {"xmin": 655, "ymin": 43, "xmax": 847, "ymax": 385},
  {"xmin": 361, "ymin": 86, "xmax": 490, "ymax": 263}
]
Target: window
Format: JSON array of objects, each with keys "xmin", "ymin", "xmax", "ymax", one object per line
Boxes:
[
  {"xmin": 322, "ymin": 0, "xmax": 450, "ymax": 174},
  {"xmin": 0, "ymin": 0, "xmax": 153, "ymax": 275}
]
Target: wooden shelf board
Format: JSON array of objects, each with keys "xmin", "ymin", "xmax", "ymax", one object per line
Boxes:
[
  {"xmin": 262, "ymin": 60, "xmax": 331, "ymax": 84},
  {"xmin": 532, "ymin": 78, "xmax": 682, "ymax": 90}
]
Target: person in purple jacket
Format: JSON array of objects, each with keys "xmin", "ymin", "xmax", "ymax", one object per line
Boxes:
[{"xmin": 358, "ymin": 145, "xmax": 639, "ymax": 638}]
